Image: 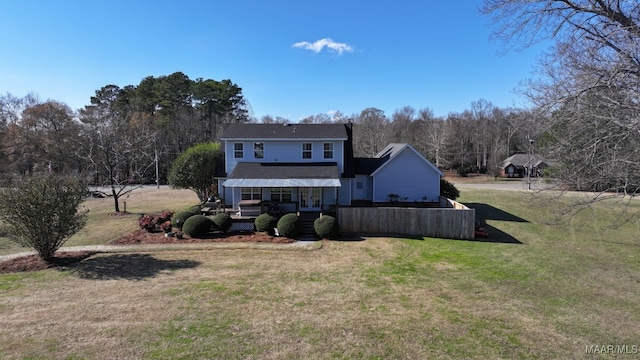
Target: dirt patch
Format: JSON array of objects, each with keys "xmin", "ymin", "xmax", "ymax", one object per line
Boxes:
[
  {"xmin": 0, "ymin": 251, "xmax": 98, "ymax": 274},
  {"xmin": 0, "ymin": 230, "xmax": 293, "ymax": 274}
]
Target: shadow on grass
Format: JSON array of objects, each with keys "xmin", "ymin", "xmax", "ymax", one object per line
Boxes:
[
  {"xmin": 69, "ymin": 254, "xmax": 200, "ymax": 281},
  {"xmin": 463, "ymin": 203, "xmax": 529, "ymax": 223},
  {"xmin": 464, "ymin": 202, "xmax": 527, "ymax": 244},
  {"xmin": 477, "ymin": 224, "xmax": 523, "ymax": 244}
]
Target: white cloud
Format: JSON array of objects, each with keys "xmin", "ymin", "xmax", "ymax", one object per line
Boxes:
[{"xmin": 292, "ymin": 38, "xmax": 354, "ymax": 55}]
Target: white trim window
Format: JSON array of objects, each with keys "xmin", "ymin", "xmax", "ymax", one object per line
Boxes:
[
  {"xmin": 241, "ymin": 187, "xmax": 261, "ymax": 200},
  {"xmin": 302, "ymin": 142, "xmax": 312, "ymax": 159},
  {"xmin": 254, "ymin": 142, "xmax": 264, "ymax": 159},
  {"xmin": 270, "ymin": 187, "xmax": 292, "ymax": 202},
  {"xmin": 234, "ymin": 143, "xmax": 244, "ymax": 158},
  {"xmin": 323, "ymin": 142, "xmax": 333, "ymax": 159}
]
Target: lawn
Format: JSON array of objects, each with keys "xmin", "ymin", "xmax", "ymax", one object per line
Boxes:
[
  {"xmin": 0, "ymin": 186, "xmax": 201, "ymax": 255},
  {"xmin": 0, "ymin": 187, "xmax": 639, "ymax": 359}
]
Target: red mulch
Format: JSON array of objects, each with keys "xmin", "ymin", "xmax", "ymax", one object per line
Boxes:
[
  {"xmin": 111, "ymin": 228, "xmax": 294, "ymax": 245},
  {"xmin": 0, "ymin": 229, "xmax": 294, "ymax": 274}
]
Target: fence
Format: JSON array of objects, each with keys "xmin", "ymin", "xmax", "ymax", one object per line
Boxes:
[{"xmin": 338, "ymin": 198, "xmax": 475, "ymax": 240}]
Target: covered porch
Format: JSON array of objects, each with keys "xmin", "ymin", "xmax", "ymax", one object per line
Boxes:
[{"xmin": 219, "ymin": 162, "xmax": 342, "ymax": 218}]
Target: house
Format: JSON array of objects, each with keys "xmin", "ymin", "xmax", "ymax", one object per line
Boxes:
[
  {"xmin": 499, "ymin": 153, "xmax": 550, "ymax": 178},
  {"xmin": 217, "ymin": 123, "xmax": 443, "ymax": 215}
]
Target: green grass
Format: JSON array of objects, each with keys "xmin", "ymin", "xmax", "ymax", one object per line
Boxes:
[{"xmin": 1, "ymin": 188, "xmax": 639, "ymax": 359}]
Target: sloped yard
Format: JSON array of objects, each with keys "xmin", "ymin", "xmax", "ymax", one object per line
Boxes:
[{"xmin": 0, "ymin": 188, "xmax": 639, "ymax": 358}]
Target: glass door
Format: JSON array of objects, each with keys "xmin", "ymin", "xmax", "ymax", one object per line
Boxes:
[{"xmin": 299, "ymin": 187, "xmax": 321, "ymax": 211}]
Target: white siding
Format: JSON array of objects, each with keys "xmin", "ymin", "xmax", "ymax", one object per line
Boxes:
[{"xmin": 372, "ymin": 147, "xmax": 441, "ymax": 202}]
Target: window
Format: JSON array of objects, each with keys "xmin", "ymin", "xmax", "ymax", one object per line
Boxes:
[
  {"xmin": 234, "ymin": 143, "xmax": 243, "ymax": 158},
  {"xmin": 302, "ymin": 143, "xmax": 312, "ymax": 159},
  {"xmin": 323, "ymin": 142, "xmax": 333, "ymax": 159},
  {"xmin": 270, "ymin": 188, "xmax": 292, "ymax": 202},
  {"xmin": 241, "ymin": 187, "xmax": 261, "ymax": 200},
  {"xmin": 356, "ymin": 181, "xmax": 364, "ymax": 189},
  {"xmin": 254, "ymin": 142, "xmax": 264, "ymax": 159}
]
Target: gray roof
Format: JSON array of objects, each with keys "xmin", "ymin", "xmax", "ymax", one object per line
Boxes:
[
  {"xmin": 353, "ymin": 158, "xmax": 386, "ymax": 175},
  {"xmin": 220, "ymin": 123, "xmax": 349, "ymax": 140},
  {"xmin": 500, "ymin": 153, "xmax": 549, "ymax": 168},
  {"xmin": 374, "ymin": 143, "xmax": 407, "ymax": 158},
  {"xmin": 227, "ymin": 162, "xmax": 340, "ymax": 180}
]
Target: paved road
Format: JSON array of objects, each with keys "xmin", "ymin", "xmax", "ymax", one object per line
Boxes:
[{"xmin": 452, "ymin": 178, "xmax": 555, "ymax": 191}]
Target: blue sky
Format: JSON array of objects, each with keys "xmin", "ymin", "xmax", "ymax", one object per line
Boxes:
[{"xmin": 0, "ymin": 0, "xmax": 546, "ymax": 120}]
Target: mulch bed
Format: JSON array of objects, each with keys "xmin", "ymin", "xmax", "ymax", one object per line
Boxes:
[
  {"xmin": 0, "ymin": 229, "xmax": 294, "ymax": 274},
  {"xmin": 0, "ymin": 251, "xmax": 98, "ymax": 274}
]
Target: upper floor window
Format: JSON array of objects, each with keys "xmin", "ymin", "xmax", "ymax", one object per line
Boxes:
[
  {"xmin": 302, "ymin": 143, "xmax": 312, "ymax": 159},
  {"xmin": 254, "ymin": 142, "xmax": 264, "ymax": 159},
  {"xmin": 323, "ymin": 142, "xmax": 333, "ymax": 159},
  {"xmin": 234, "ymin": 143, "xmax": 244, "ymax": 158}
]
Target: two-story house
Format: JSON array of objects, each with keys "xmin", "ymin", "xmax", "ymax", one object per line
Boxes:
[{"xmin": 217, "ymin": 123, "xmax": 443, "ymax": 215}]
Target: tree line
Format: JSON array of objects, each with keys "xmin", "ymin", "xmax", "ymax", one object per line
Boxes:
[
  {"xmin": 0, "ymin": 82, "xmax": 540, "ymax": 185},
  {"xmin": 2, "ymin": 1, "xmax": 640, "ymax": 200}
]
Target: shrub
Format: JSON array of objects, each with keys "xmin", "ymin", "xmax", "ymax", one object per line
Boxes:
[
  {"xmin": 456, "ymin": 165, "xmax": 472, "ymax": 177},
  {"xmin": 138, "ymin": 215, "xmax": 158, "ymax": 232},
  {"xmin": 172, "ymin": 210, "xmax": 198, "ymax": 230},
  {"xmin": 212, "ymin": 212, "xmax": 233, "ymax": 233},
  {"xmin": 187, "ymin": 205, "xmax": 202, "ymax": 214},
  {"xmin": 255, "ymin": 213, "xmax": 278, "ymax": 233},
  {"xmin": 160, "ymin": 221, "xmax": 173, "ymax": 233},
  {"xmin": 314, "ymin": 215, "xmax": 339, "ymax": 239},
  {"xmin": 0, "ymin": 175, "xmax": 87, "ymax": 262},
  {"xmin": 159, "ymin": 210, "xmax": 174, "ymax": 223},
  {"xmin": 276, "ymin": 213, "xmax": 302, "ymax": 239},
  {"xmin": 440, "ymin": 178, "xmax": 460, "ymax": 200},
  {"xmin": 182, "ymin": 215, "xmax": 215, "ymax": 238}
]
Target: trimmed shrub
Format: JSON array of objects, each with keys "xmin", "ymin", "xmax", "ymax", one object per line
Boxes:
[
  {"xmin": 182, "ymin": 215, "xmax": 215, "ymax": 238},
  {"xmin": 314, "ymin": 215, "xmax": 339, "ymax": 239},
  {"xmin": 276, "ymin": 213, "xmax": 302, "ymax": 239},
  {"xmin": 187, "ymin": 205, "xmax": 202, "ymax": 214},
  {"xmin": 255, "ymin": 213, "xmax": 278, "ymax": 233},
  {"xmin": 172, "ymin": 210, "xmax": 198, "ymax": 230},
  {"xmin": 212, "ymin": 212, "xmax": 233, "ymax": 233}
]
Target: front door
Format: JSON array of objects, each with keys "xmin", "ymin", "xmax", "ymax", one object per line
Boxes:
[{"xmin": 299, "ymin": 187, "xmax": 321, "ymax": 211}]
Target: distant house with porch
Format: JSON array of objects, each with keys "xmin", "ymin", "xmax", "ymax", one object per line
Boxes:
[
  {"xmin": 216, "ymin": 123, "xmax": 443, "ymax": 216},
  {"xmin": 499, "ymin": 153, "xmax": 550, "ymax": 178}
]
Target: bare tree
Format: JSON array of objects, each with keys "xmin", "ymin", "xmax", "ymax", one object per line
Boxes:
[
  {"xmin": 353, "ymin": 108, "xmax": 390, "ymax": 157},
  {"xmin": 80, "ymin": 85, "xmax": 155, "ymax": 213},
  {"xmin": 483, "ymin": 0, "xmax": 640, "ymax": 221}
]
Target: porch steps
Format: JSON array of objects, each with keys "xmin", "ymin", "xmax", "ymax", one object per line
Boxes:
[{"xmin": 299, "ymin": 212, "xmax": 321, "ymax": 240}]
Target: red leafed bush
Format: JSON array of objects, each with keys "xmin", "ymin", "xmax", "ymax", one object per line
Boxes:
[
  {"xmin": 138, "ymin": 215, "xmax": 158, "ymax": 232},
  {"xmin": 160, "ymin": 221, "xmax": 173, "ymax": 233}
]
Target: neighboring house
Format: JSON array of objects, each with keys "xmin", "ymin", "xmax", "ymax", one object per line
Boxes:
[
  {"xmin": 499, "ymin": 153, "xmax": 550, "ymax": 178},
  {"xmin": 217, "ymin": 123, "xmax": 443, "ymax": 214}
]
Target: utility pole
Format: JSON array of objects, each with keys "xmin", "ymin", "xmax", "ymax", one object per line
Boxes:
[
  {"xmin": 154, "ymin": 135, "xmax": 160, "ymax": 189},
  {"xmin": 527, "ymin": 135, "xmax": 533, "ymax": 190}
]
